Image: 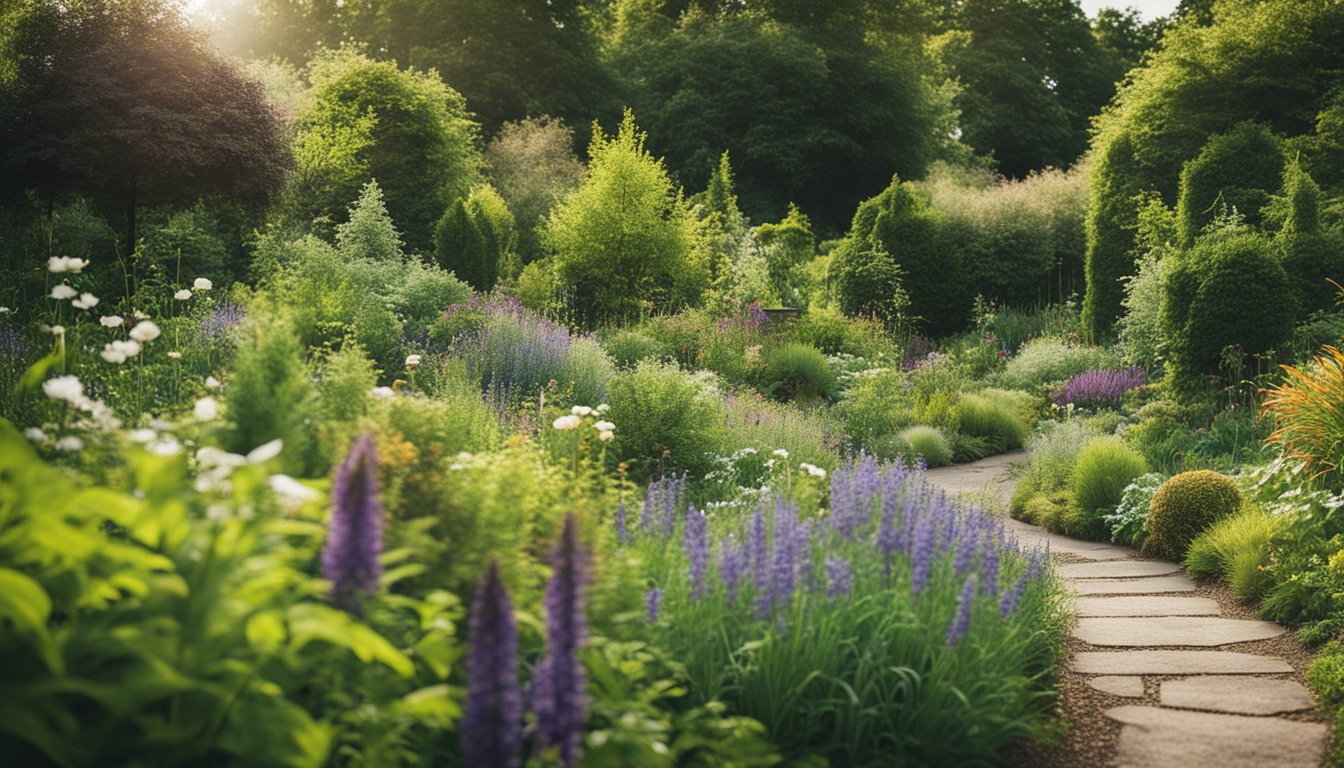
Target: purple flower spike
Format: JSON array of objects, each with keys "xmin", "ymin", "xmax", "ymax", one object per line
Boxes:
[
  {"xmin": 946, "ymin": 574, "xmax": 977, "ymax": 645},
  {"xmin": 530, "ymin": 515, "xmax": 589, "ymax": 767},
  {"xmin": 954, "ymin": 527, "xmax": 980, "ymax": 578},
  {"xmin": 464, "ymin": 561, "xmax": 522, "ymax": 768},
  {"xmin": 770, "ymin": 501, "xmax": 798, "ymax": 611},
  {"xmin": 749, "ymin": 506, "xmax": 770, "ymax": 617},
  {"xmin": 719, "ymin": 536, "xmax": 746, "ymax": 601},
  {"xmin": 1000, "ymin": 574, "xmax": 1028, "ymax": 618},
  {"xmin": 910, "ymin": 514, "xmax": 936, "ymax": 595},
  {"xmin": 980, "ymin": 532, "xmax": 1001, "ymax": 596},
  {"xmin": 323, "ymin": 432, "xmax": 384, "ymax": 615},
  {"xmin": 1054, "ymin": 366, "xmax": 1144, "ymax": 409},
  {"xmin": 645, "ymin": 587, "xmax": 663, "ymax": 623},
  {"xmin": 825, "ymin": 556, "xmax": 853, "ymax": 599},
  {"xmin": 684, "ymin": 505, "xmax": 709, "ymax": 597}
]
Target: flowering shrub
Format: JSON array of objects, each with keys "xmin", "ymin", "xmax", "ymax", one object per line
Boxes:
[
  {"xmin": 635, "ymin": 456, "xmax": 1065, "ymax": 765},
  {"xmin": 1054, "ymin": 366, "xmax": 1144, "ymax": 410}
]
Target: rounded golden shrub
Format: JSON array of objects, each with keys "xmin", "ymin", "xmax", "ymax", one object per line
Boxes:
[{"xmin": 1142, "ymin": 470, "xmax": 1242, "ymax": 561}]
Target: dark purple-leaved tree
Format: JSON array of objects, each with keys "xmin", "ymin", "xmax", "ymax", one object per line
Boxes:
[{"xmin": 0, "ymin": 0, "xmax": 288, "ymax": 259}]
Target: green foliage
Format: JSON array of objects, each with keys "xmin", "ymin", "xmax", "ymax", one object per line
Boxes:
[
  {"xmin": 897, "ymin": 425, "xmax": 953, "ymax": 468},
  {"xmin": 921, "ymin": 164, "xmax": 1089, "ymax": 307},
  {"xmin": 759, "ymin": 342, "xmax": 836, "ymax": 402},
  {"xmin": 316, "ymin": 343, "xmax": 378, "ymax": 464},
  {"xmin": 224, "ymin": 313, "xmax": 317, "ymax": 476},
  {"xmin": 0, "ymin": 421, "xmax": 455, "ymax": 767},
  {"xmin": 994, "ymin": 337, "xmax": 1117, "ymax": 395},
  {"xmin": 139, "ymin": 205, "xmax": 235, "ymax": 286},
  {"xmin": 516, "ymin": 257, "xmax": 559, "ymax": 314},
  {"xmin": 1161, "ymin": 223, "xmax": 1294, "ymax": 394},
  {"xmin": 954, "ymin": 392, "xmax": 1027, "ymax": 454},
  {"xmin": 1175, "ymin": 122, "xmax": 1286, "ymax": 246},
  {"xmin": 790, "ymin": 307, "xmax": 893, "ymax": 358},
  {"xmin": 485, "ymin": 116, "xmax": 585, "ymax": 265},
  {"xmin": 1102, "ymin": 472, "xmax": 1165, "ymax": 548},
  {"xmin": 754, "ymin": 204, "xmax": 814, "ymax": 307},
  {"xmin": 1070, "ymin": 436, "xmax": 1149, "ymax": 540},
  {"xmin": 1185, "ymin": 505, "xmax": 1275, "ymax": 601},
  {"xmin": 1009, "ymin": 417, "xmax": 1101, "ymax": 523},
  {"xmin": 433, "ymin": 185, "xmax": 515, "ymax": 291},
  {"xmin": 607, "ymin": 360, "xmax": 725, "ymax": 482},
  {"xmin": 1083, "ymin": 0, "xmax": 1344, "ymax": 337},
  {"xmin": 543, "ymin": 111, "xmax": 709, "ymax": 324},
  {"xmin": 290, "ymin": 51, "xmax": 481, "ymax": 252},
  {"xmin": 1276, "ymin": 161, "xmax": 1344, "ymax": 316},
  {"xmin": 721, "ymin": 394, "xmax": 837, "ymax": 473},
  {"xmin": 835, "ymin": 176, "xmax": 963, "ymax": 335},
  {"xmin": 336, "ymin": 179, "xmax": 404, "ymax": 262},
  {"xmin": 1117, "ymin": 250, "xmax": 1168, "ymax": 369},
  {"xmin": 1143, "ymin": 470, "xmax": 1244, "ymax": 561},
  {"xmin": 1308, "ymin": 641, "xmax": 1344, "ymax": 767},
  {"xmin": 603, "ymin": 329, "xmax": 672, "ymax": 370},
  {"xmin": 828, "ymin": 245, "xmax": 909, "ymax": 328}
]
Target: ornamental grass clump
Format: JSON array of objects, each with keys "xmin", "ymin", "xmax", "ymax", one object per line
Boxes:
[
  {"xmin": 1263, "ymin": 346, "xmax": 1344, "ymax": 485},
  {"xmin": 633, "ymin": 456, "xmax": 1065, "ymax": 765},
  {"xmin": 323, "ymin": 432, "xmax": 383, "ymax": 615}
]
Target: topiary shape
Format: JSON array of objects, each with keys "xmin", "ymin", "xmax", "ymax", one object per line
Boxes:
[{"xmin": 1142, "ymin": 470, "xmax": 1243, "ymax": 561}]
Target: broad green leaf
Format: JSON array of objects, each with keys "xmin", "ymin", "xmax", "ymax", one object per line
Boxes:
[
  {"xmin": 391, "ymin": 684, "xmax": 461, "ymax": 726},
  {"xmin": 0, "ymin": 568, "xmax": 60, "ymax": 671},
  {"xmin": 246, "ymin": 610, "xmax": 287, "ymax": 654},
  {"xmin": 286, "ymin": 603, "xmax": 414, "ymax": 676}
]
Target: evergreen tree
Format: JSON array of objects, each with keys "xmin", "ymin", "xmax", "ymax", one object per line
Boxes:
[
  {"xmin": 336, "ymin": 180, "xmax": 404, "ymax": 262},
  {"xmin": 434, "ymin": 199, "xmax": 490, "ymax": 290}
]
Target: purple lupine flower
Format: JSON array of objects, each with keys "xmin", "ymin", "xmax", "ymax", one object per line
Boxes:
[
  {"xmin": 1054, "ymin": 366, "xmax": 1145, "ymax": 409},
  {"xmin": 684, "ymin": 505, "xmax": 709, "ymax": 597},
  {"xmin": 980, "ymin": 530, "xmax": 1001, "ymax": 596},
  {"xmin": 323, "ymin": 433, "xmax": 383, "ymax": 615},
  {"xmin": 749, "ymin": 506, "xmax": 770, "ymax": 616},
  {"xmin": 878, "ymin": 488, "xmax": 900, "ymax": 572},
  {"xmin": 770, "ymin": 501, "xmax": 798, "ymax": 610},
  {"xmin": 1000, "ymin": 574, "xmax": 1028, "ymax": 618},
  {"xmin": 825, "ymin": 556, "xmax": 853, "ymax": 599},
  {"xmin": 946, "ymin": 574, "xmax": 977, "ymax": 645},
  {"xmin": 645, "ymin": 588, "xmax": 663, "ymax": 623},
  {"xmin": 954, "ymin": 525, "xmax": 980, "ymax": 578},
  {"xmin": 530, "ymin": 515, "xmax": 588, "ymax": 767},
  {"xmin": 910, "ymin": 514, "xmax": 936, "ymax": 595},
  {"xmin": 463, "ymin": 560, "xmax": 522, "ymax": 768},
  {"xmin": 615, "ymin": 499, "xmax": 627, "ymax": 546},
  {"xmin": 661, "ymin": 474, "xmax": 682, "ymax": 539},
  {"xmin": 0, "ymin": 324, "xmax": 28, "ymax": 359},
  {"xmin": 719, "ymin": 536, "xmax": 746, "ymax": 600},
  {"xmin": 641, "ymin": 482, "xmax": 659, "ymax": 537},
  {"xmin": 1026, "ymin": 544, "xmax": 1049, "ymax": 581}
]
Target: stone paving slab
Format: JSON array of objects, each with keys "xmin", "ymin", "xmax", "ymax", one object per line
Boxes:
[
  {"xmin": 1069, "ymin": 575, "xmax": 1198, "ymax": 595},
  {"xmin": 1073, "ymin": 650, "xmax": 1294, "ymax": 675},
  {"xmin": 1160, "ymin": 677, "xmax": 1317, "ymax": 716},
  {"xmin": 1058, "ymin": 560, "xmax": 1183, "ymax": 579},
  {"xmin": 1075, "ymin": 616, "xmax": 1286, "ymax": 647},
  {"xmin": 1088, "ymin": 675, "xmax": 1145, "ymax": 697},
  {"xmin": 1105, "ymin": 705, "xmax": 1328, "ymax": 768},
  {"xmin": 1076, "ymin": 596, "xmax": 1222, "ymax": 617}
]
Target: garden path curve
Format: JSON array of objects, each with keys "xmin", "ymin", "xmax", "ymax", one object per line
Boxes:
[{"xmin": 926, "ymin": 452, "xmax": 1330, "ymax": 768}]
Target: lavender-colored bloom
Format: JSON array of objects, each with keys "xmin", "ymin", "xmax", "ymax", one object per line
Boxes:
[
  {"xmin": 1055, "ymin": 366, "xmax": 1145, "ymax": 409},
  {"xmin": 770, "ymin": 501, "xmax": 798, "ymax": 610},
  {"xmin": 645, "ymin": 587, "xmax": 663, "ymax": 623},
  {"xmin": 980, "ymin": 530, "xmax": 1001, "ymax": 596},
  {"xmin": 322, "ymin": 432, "xmax": 383, "ymax": 615},
  {"xmin": 946, "ymin": 574, "xmax": 977, "ymax": 645},
  {"xmin": 0, "ymin": 324, "xmax": 28, "ymax": 359},
  {"xmin": 719, "ymin": 536, "xmax": 746, "ymax": 601},
  {"xmin": 684, "ymin": 505, "xmax": 709, "ymax": 597},
  {"xmin": 749, "ymin": 506, "xmax": 770, "ymax": 616},
  {"xmin": 615, "ymin": 499, "xmax": 627, "ymax": 546},
  {"xmin": 999, "ymin": 574, "xmax": 1028, "ymax": 618},
  {"xmin": 201, "ymin": 300, "xmax": 244, "ymax": 341},
  {"xmin": 747, "ymin": 301, "xmax": 770, "ymax": 329},
  {"xmin": 530, "ymin": 515, "xmax": 588, "ymax": 767},
  {"xmin": 877, "ymin": 489, "xmax": 900, "ymax": 571},
  {"xmin": 464, "ymin": 560, "xmax": 522, "ymax": 768},
  {"xmin": 1026, "ymin": 544, "xmax": 1049, "ymax": 581},
  {"xmin": 953, "ymin": 526, "xmax": 980, "ymax": 578},
  {"xmin": 825, "ymin": 556, "xmax": 853, "ymax": 599},
  {"xmin": 910, "ymin": 514, "xmax": 936, "ymax": 595}
]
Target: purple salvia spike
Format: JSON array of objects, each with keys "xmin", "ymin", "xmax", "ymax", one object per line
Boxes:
[
  {"xmin": 530, "ymin": 515, "xmax": 588, "ymax": 767},
  {"xmin": 719, "ymin": 536, "xmax": 745, "ymax": 601},
  {"xmin": 954, "ymin": 528, "xmax": 980, "ymax": 578},
  {"xmin": 770, "ymin": 501, "xmax": 797, "ymax": 611},
  {"xmin": 323, "ymin": 432, "xmax": 384, "ymax": 615},
  {"xmin": 946, "ymin": 574, "xmax": 977, "ymax": 645},
  {"xmin": 464, "ymin": 560, "xmax": 523, "ymax": 768},
  {"xmin": 980, "ymin": 531, "xmax": 1001, "ymax": 596},
  {"xmin": 825, "ymin": 556, "xmax": 853, "ymax": 599},
  {"xmin": 615, "ymin": 499, "xmax": 627, "ymax": 546},
  {"xmin": 910, "ymin": 514, "xmax": 936, "ymax": 595}
]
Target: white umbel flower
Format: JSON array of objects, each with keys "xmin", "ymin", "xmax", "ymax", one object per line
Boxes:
[
  {"xmin": 42, "ymin": 375, "xmax": 84, "ymax": 404},
  {"xmin": 100, "ymin": 315, "xmax": 124, "ymax": 328},
  {"xmin": 174, "ymin": 289, "xmax": 193, "ymax": 301},
  {"xmin": 553, "ymin": 414, "xmax": 581, "ymax": 430},
  {"xmin": 192, "ymin": 277, "xmax": 213, "ymax": 291},
  {"xmin": 50, "ymin": 284, "xmax": 78, "ymax": 300},
  {"xmin": 129, "ymin": 320, "xmax": 161, "ymax": 342},
  {"xmin": 193, "ymin": 397, "xmax": 219, "ymax": 421},
  {"xmin": 72, "ymin": 292, "xmax": 99, "ymax": 309}
]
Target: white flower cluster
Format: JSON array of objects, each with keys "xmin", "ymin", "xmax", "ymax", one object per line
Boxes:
[{"xmin": 552, "ymin": 403, "xmax": 614, "ymax": 441}]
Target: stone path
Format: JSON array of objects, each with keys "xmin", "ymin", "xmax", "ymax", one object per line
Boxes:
[{"xmin": 926, "ymin": 451, "xmax": 1329, "ymax": 768}]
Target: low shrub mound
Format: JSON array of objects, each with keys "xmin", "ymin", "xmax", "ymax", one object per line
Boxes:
[
  {"xmin": 1184, "ymin": 506, "xmax": 1275, "ymax": 601},
  {"xmin": 1070, "ymin": 436, "xmax": 1149, "ymax": 540},
  {"xmin": 897, "ymin": 425, "xmax": 953, "ymax": 467},
  {"xmin": 1142, "ymin": 470, "xmax": 1243, "ymax": 561},
  {"xmin": 760, "ymin": 342, "xmax": 836, "ymax": 401}
]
